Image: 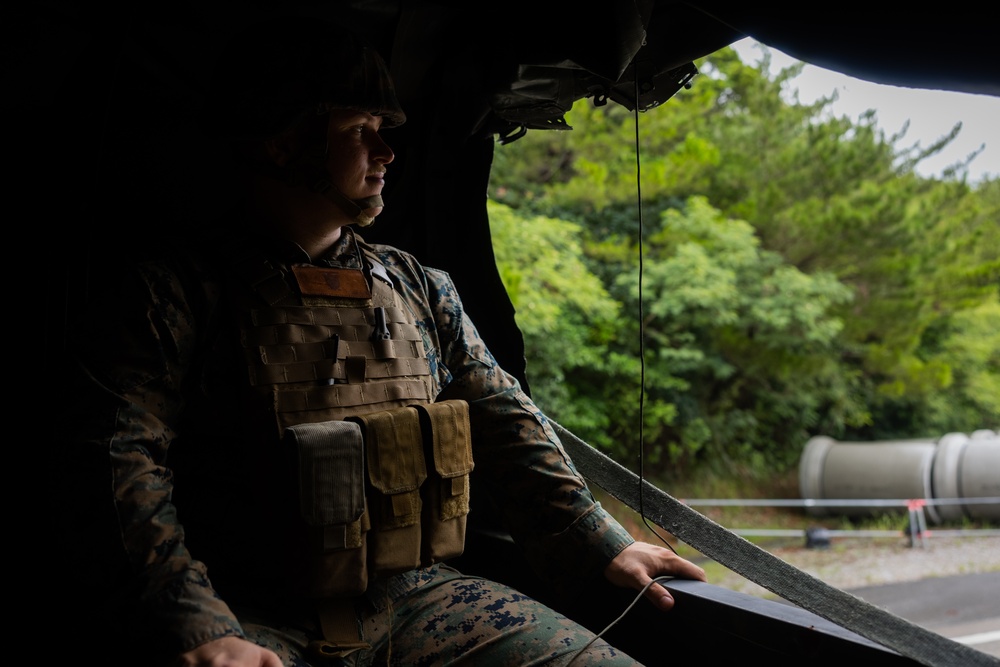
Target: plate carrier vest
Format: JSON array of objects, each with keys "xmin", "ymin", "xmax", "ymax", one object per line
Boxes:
[{"xmin": 225, "ymin": 233, "xmax": 474, "ymax": 601}]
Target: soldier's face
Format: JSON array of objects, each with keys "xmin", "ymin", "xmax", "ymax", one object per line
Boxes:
[{"xmin": 324, "ymin": 109, "xmax": 394, "ymax": 219}]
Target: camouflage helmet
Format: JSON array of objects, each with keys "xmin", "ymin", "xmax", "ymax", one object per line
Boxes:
[{"xmin": 204, "ymin": 16, "xmax": 406, "ymax": 141}]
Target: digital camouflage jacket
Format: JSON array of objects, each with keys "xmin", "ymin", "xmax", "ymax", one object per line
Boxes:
[{"xmin": 58, "ymin": 224, "xmax": 635, "ymax": 657}]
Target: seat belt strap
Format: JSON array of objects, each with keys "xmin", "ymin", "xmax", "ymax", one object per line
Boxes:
[{"xmin": 553, "ymin": 421, "xmax": 996, "ymax": 667}]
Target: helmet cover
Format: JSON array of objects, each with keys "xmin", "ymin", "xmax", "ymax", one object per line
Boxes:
[{"xmin": 204, "ymin": 17, "xmax": 406, "ymax": 141}]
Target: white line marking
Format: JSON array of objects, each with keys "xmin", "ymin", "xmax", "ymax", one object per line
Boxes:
[{"xmin": 953, "ymin": 630, "xmax": 1000, "ymax": 646}]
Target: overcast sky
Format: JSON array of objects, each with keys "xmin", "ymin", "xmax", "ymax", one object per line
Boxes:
[{"xmin": 731, "ymin": 38, "xmax": 999, "ymax": 184}]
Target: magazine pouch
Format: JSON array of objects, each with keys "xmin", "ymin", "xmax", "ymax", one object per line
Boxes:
[
  {"xmin": 285, "ymin": 419, "xmax": 369, "ymax": 598},
  {"xmin": 415, "ymin": 400, "xmax": 473, "ymax": 564},
  {"xmin": 349, "ymin": 407, "xmax": 426, "ymax": 576}
]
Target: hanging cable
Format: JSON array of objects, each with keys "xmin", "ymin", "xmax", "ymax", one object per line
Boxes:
[
  {"xmin": 565, "ymin": 576, "xmax": 676, "ymax": 665},
  {"xmin": 632, "ymin": 68, "xmax": 677, "ymax": 556}
]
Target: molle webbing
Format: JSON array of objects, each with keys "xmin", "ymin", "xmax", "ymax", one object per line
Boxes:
[
  {"xmin": 243, "ymin": 300, "xmax": 435, "ymax": 424},
  {"xmin": 245, "ymin": 308, "xmax": 430, "ymax": 385},
  {"xmin": 245, "ymin": 304, "xmax": 412, "ymax": 330},
  {"xmin": 252, "ymin": 355, "xmax": 430, "ymax": 386},
  {"xmin": 227, "ymin": 241, "xmax": 437, "ymax": 429}
]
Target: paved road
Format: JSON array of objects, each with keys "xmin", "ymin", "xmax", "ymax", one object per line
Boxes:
[{"xmin": 847, "ymin": 571, "xmax": 1000, "ymax": 660}]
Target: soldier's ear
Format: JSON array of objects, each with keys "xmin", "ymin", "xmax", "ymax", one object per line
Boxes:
[{"xmin": 262, "ymin": 135, "xmax": 295, "ymax": 167}]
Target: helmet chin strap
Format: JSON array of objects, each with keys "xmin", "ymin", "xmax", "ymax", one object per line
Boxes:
[
  {"xmin": 275, "ymin": 156, "xmax": 383, "ymax": 227},
  {"xmin": 319, "ymin": 188, "xmax": 383, "ymax": 228}
]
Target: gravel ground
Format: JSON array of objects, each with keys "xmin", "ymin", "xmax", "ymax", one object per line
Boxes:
[{"xmin": 701, "ymin": 533, "xmax": 1000, "ymax": 597}]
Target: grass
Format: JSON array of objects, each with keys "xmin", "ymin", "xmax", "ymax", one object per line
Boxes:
[
  {"xmin": 584, "ymin": 464, "xmax": 1000, "ymax": 603},
  {"xmin": 592, "ymin": 463, "xmax": 806, "ymax": 540},
  {"xmin": 589, "ymin": 463, "xmax": 997, "ymax": 575}
]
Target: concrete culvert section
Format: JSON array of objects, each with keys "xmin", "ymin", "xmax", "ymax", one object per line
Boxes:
[
  {"xmin": 934, "ymin": 431, "xmax": 1000, "ymax": 522},
  {"xmin": 799, "ymin": 431, "xmax": 999, "ymax": 525},
  {"xmin": 799, "ymin": 435, "xmax": 939, "ymax": 520}
]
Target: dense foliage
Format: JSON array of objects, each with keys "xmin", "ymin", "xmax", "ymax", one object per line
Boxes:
[{"xmin": 487, "ymin": 46, "xmax": 999, "ymax": 481}]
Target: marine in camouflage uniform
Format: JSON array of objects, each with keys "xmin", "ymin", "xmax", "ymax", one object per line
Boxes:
[
  {"xmin": 56, "ymin": 16, "xmax": 704, "ymax": 667},
  {"xmin": 64, "ymin": 223, "xmax": 638, "ymax": 665}
]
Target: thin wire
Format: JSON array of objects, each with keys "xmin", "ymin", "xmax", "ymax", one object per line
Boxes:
[
  {"xmin": 568, "ymin": 67, "xmax": 683, "ymax": 667},
  {"xmin": 635, "ymin": 65, "xmax": 647, "ymax": 522},
  {"xmin": 633, "ymin": 69, "xmax": 677, "ymax": 555},
  {"xmin": 565, "ymin": 576, "xmax": 675, "ymax": 665}
]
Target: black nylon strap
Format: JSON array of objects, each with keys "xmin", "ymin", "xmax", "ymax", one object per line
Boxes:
[{"xmin": 553, "ymin": 422, "xmax": 998, "ymax": 667}]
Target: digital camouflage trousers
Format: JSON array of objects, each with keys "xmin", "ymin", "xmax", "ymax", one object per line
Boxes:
[{"xmin": 237, "ymin": 564, "xmax": 642, "ymax": 667}]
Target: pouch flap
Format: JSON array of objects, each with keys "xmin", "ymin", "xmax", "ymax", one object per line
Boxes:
[
  {"xmin": 350, "ymin": 407, "xmax": 427, "ymax": 494},
  {"xmin": 285, "ymin": 420, "xmax": 365, "ymax": 526},
  {"xmin": 416, "ymin": 400, "xmax": 474, "ymax": 478}
]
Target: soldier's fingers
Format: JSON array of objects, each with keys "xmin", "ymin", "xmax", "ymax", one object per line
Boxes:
[{"xmin": 643, "ymin": 579, "xmax": 676, "ymax": 611}]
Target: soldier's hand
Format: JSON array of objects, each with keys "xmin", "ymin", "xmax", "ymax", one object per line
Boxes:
[
  {"xmin": 175, "ymin": 636, "xmax": 283, "ymax": 667},
  {"xmin": 603, "ymin": 541, "xmax": 707, "ymax": 612}
]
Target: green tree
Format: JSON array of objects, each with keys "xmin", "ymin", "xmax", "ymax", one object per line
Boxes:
[
  {"xmin": 488, "ymin": 44, "xmax": 999, "ymax": 476},
  {"xmin": 608, "ymin": 197, "xmax": 858, "ymax": 473},
  {"xmin": 487, "ymin": 200, "xmax": 628, "ymax": 447}
]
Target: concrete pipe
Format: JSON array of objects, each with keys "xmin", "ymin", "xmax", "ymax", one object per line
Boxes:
[
  {"xmin": 933, "ymin": 430, "xmax": 1000, "ymax": 522},
  {"xmin": 799, "ymin": 435, "xmax": 939, "ymax": 521}
]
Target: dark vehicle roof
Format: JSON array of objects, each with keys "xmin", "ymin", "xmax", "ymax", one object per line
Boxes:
[{"xmin": 22, "ymin": 3, "xmax": 997, "ymax": 384}]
